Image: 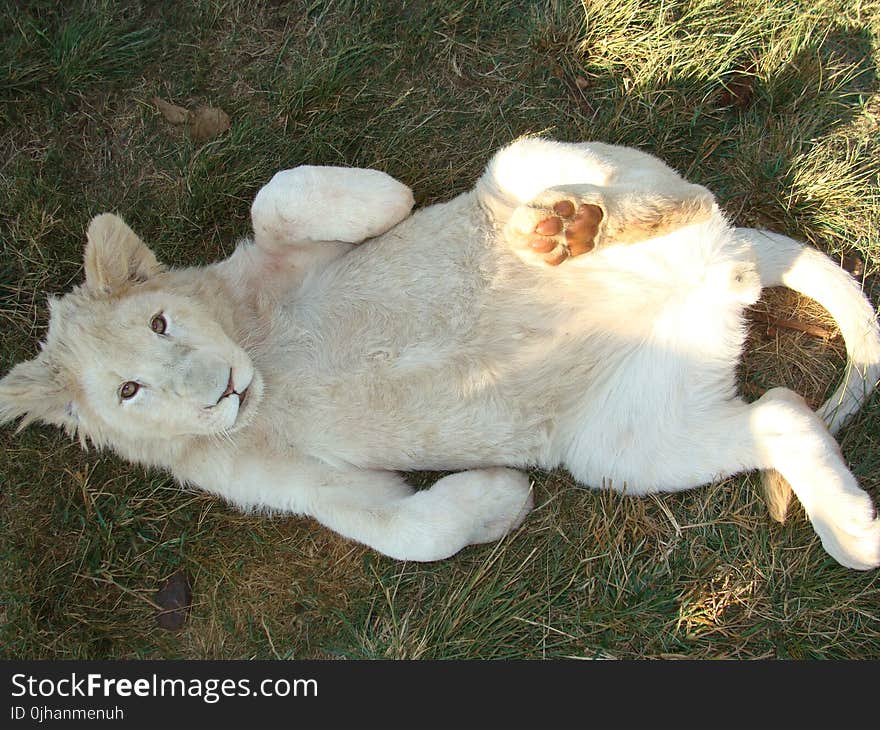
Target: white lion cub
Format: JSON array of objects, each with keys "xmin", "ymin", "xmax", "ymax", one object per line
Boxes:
[{"xmin": 2, "ymin": 139, "xmax": 879, "ymax": 569}]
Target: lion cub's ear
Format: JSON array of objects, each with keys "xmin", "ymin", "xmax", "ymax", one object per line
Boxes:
[
  {"xmin": 84, "ymin": 213, "xmax": 164, "ymax": 295},
  {"xmin": 0, "ymin": 355, "xmax": 77, "ymax": 434}
]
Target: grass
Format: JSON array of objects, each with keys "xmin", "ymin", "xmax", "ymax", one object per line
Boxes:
[{"xmin": 1, "ymin": 0, "xmax": 879, "ymax": 659}]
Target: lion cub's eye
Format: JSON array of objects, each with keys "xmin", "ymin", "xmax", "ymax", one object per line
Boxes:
[
  {"xmin": 150, "ymin": 313, "xmax": 167, "ymax": 334},
  {"xmin": 120, "ymin": 381, "xmax": 140, "ymax": 400}
]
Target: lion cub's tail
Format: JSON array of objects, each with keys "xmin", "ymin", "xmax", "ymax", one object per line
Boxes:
[{"xmin": 742, "ymin": 228, "xmax": 880, "ymax": 521}]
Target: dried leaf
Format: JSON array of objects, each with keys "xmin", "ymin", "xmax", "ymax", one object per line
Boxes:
[
  {"xmin": 189, "ymin": 105, "xmax": 230, "ymax": 143},
  {"xmin": 155, "ymin": 569, "xmax": 192, "ymax": 631},
  {"xmin": 717, "ymin": 68, "xmax": 756, "ymax": 110},
  {"xmin": 152, "ymin": 97, "xmax": 190, "ymax": 125},
  {"xmin": 563, "ymin": 75, "xmax": 596, "ymax": 118},
  {"xmin": 841, "ymin": 255, "xmax": 864, "ymax": 278}
]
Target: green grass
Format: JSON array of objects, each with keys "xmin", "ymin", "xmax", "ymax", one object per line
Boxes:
[{"xmin": 1, "ymin": 0, "xmax": 879, "ymax": 659}]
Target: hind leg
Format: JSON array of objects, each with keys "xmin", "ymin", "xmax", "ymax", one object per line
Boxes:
[
  {"xmin": 664, "ymin": 388, "xmax": 879, "ymax": 569},
  {"xmin": 747, "ymin": 389, "xmax": 879, "ymax": 569}
]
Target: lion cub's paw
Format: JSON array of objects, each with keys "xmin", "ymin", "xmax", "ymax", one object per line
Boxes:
[
  {"xmin": 812, "ymin": 494, "xmax": 880, "ymax": 571},
  {"xmin": 252, "ymin": 166, "xmax": 414, "ymax": 250},
  {"xmin": 506, "ymin": 194, "xmax": 604, "ymax": 267},
  {"xmin": 431, "ymin": 468, "xmax": 534, "ymax": 545},
  {"xmin": 467, "ymin": 468, "xmax": 534, "ymax": 543}
]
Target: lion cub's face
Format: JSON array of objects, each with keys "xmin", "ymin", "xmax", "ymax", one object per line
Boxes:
[
  {"xmin": 0, "ymin": 214, "xmax": 262, "ymax": 452},
  {"xmin": 70, "ymin": 288, "xmax": 258, "ymax": 440}
]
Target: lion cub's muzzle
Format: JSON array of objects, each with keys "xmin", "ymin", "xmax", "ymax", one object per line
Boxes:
[{"xmin": 216, "ymin": 369, "xmax": 250, "ymax": 408}]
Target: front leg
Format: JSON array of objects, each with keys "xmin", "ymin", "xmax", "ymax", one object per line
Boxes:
[
  {"xmin": 505, "ymin": 181, "xmax": 715, "ymax": 267},
  {"xmin": 251, "ymin": 165, "xmax": 415, "ymax": 254},
  {"xmin": 207, "ymin": 455, "xmax": 534, "ymax": 561},
  {"xmin": 221, "ymin": 166, "xmax": 414, "ymax": 305},
  {"xmin": 311, "ymin": 468, "xmax": 535, "ymax": 561}
]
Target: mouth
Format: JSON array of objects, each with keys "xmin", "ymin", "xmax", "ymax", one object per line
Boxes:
[{"xmin": 218, "ymin": 369, "xmax": 251, "ymax": 410}]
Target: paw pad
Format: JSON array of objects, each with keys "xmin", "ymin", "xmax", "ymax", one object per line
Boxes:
[{"xmin": 528, "ymin": 202, "xmax": 604, "ymax": 266}]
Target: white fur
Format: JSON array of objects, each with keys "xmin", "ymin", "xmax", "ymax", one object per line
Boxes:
[
  {"xmin": 251, "ymin": 165, "xmax": 414, "ymax": 248},
  {"xmin": 2, "ymin": 139, "xmax": 878, "ymax": 568}
]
